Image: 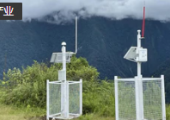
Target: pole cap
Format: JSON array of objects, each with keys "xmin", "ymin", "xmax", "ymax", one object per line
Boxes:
[
  {"xmin": 61, "ymin": 42, "xmax": 66, "ymax": 46},
  {"xmin": 137, "ymin": 30, "xmax": 141, "ymax": 33}
]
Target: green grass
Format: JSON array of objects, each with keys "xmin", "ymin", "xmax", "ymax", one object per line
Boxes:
[
  {"xmin": 1, "ymin": 102, "xmax": 170, "ymax": 120},
  {"xmin": 0, "ymin": 103, "xmax": 45, "ymax": 120},
  {"xmin": 0, "ymin": 58, "xmax": 170, "ymax": 120},
  {"xmin": 1, "ymin": 88, "xmax": 170, "ymax": 120},
  {"xmin": 0, "ymin": 102, "xmax": 116, "ymax": 120}
]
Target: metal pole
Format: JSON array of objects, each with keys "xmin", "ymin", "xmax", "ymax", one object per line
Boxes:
[
  {"xmin": 139, "ymin": 75, "xmax": 144, "ymax": 120},
  {"xmin": 46, "ymin": 80, "xmax": 49, "ymax": 120},
  {"xmin": 61, "ymin": 42, "xmax": 68, "ymax": 118},
  {"xmin": 137, "ymin": 30, "xmax": 144, "ymax": 120},
  {"xmin": 114, "ymin": 76, "xmax": 119, "ymax": 120},
  {"xmin": 137, "ymin": 30, "xmax": 141, "ymax": 77},
  {"xmin": 75, "ymin": 17, "xmax": 78, "ymax": 54},
  {"xmin": 67, "ymin": 81, "xmax": 69, "ymax": 117},
  {"xmin": 62, "ymin": 42, "xmax": 66, "ymax": 72},
  {"xmin": 135, "ymin": 76, "xmax": 140, "ymax": 120},
  {"xmin": 161, "ymin": 75, "xmax": 166, "ymax": 120},
  {"xmin": 61, "ymin": 82, "xmax": 64, "ymax": 116},
  {"xmin": 137, "ymin": 30, "xmax": 141, "ymax": 119},
  {"xmin": 80, "ymin": 79, "xmax": 83, "ymax": 115}
]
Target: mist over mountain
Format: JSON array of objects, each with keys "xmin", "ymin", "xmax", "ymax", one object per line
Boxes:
[{"xmin": 1, "ymin": 0, "xmax": 170, "ymax": 23}]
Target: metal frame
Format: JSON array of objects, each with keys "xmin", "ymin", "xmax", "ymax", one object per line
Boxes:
[
  {"xmin": 114, "ymin": 75, "xmax": 166, "ymax": 120},
  {"xmin": 46, "ymin": 79, "xmax": 82, "ymax": 120},
  {"xmin": 161, "ymin": 75, "xmax": 166, "ymax": 120},
  {"xmin": 114, "ymin": 76, "xmax": 118, "ymax": 120}
]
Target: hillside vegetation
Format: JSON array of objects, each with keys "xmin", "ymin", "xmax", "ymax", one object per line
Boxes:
[
  {"xmin": 0, "ymin": 56, "xmax": 170, "ymax": 120},
  {"xmin": 1, "ymin": 18, "xmax": 170, "ymax": 80}
]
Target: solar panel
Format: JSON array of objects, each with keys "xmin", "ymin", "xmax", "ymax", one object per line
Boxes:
[
  {"xmin": 124, "ymin": 46, "xmax": 137, "ymax": 62},
  {"xmin": 50, "ymin": 52, "xmax": 74, "ymax": 63},
  {"xmin": 124, "ymin": 47, "xmax": 147, "ymax": 62}
]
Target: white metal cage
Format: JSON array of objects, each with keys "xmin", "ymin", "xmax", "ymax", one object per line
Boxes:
[
  {"xmin": 47, "ymin": 79, "xmax": 82, "ymax": 120},
  {"xmin": 114, "ymin": 75, "xmax": 166, "ymax": 120}
]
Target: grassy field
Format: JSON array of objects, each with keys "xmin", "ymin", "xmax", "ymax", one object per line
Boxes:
[
  {"xmin": 0, "ymin": 59, "xmax": 169, "ymax": 120},
  {"xmin": 0, "ymin": 103, "xmax": 46, "ymax": 120},
  {"xmin": 0, "ymin": 103, "xmax": 115, "ymax": 120},
  {"xmin": 1, "ymin": 102, "xmax": 170, "ymax": 120}
]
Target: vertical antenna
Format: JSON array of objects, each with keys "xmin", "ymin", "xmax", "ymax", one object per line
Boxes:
[
  {"xmin": 142, "ymin": 1, "xmax": 145, "ymax": 38},
  {"xmin": 75, "ymin": 16, "xmax": 78, "ymax": 54}
]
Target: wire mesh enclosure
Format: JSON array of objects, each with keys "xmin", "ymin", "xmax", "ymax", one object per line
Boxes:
[
  {"xmin": 47, "ymin": 80, "xmax": 82, "ymax": 120},
  {"xmin": 49, "ymin": 81, "xmax": 61, "ymax": 117},
  {"xmin": 115, "ymin": 75, "xmax": 166, "ymax": 120},
  {"xmin": 142, "ymin": 78, "xmax": 165, "ymax": 120},
  {"xmin": 118, "ymin": 80, "xmax": 136, "ymax": 119},
  {"xmin": 115, "ymin": 78, "xmax": 136, "ymax": 120},
  {"xmin": 69, "ymin": 82, "xmax": 81, "ymax": 115}
]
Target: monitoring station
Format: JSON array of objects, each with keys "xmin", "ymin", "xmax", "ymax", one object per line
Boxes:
[
  {"xmin": 46, "ymin": 17, "xmax": 82, "ymax": 120},
  {"xmin": 114, "ymin": 30, "xmax": 166, "ymax": 120}
]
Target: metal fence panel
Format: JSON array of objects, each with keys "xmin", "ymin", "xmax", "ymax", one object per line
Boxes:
[
  {"xmin": 69, "ymin": 82, "xmax": 80, "ymax": 114},
  {"xmin": 115, "ymin": 77, "xmax": 136, "ymax": 120},
  {"xmin": 49, "ymin": 82, "xmax": 61, "ymax": 116},
  {"xmin": 142, "ymin": 79, "xmax": 162, "ymax": 120},
  {"xmin": 115, "ymin": 76, "xmax": 166, "ymax": 120}
]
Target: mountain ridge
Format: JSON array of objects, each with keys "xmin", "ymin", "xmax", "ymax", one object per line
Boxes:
[{"xmin": 0, "ymin": 17, "xmax": 170, "ymax": 80}]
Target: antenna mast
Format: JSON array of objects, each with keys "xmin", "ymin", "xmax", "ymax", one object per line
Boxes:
[
  {"xmin": 141, "ymin": 1, "xmax": 145, "ymax": 38},
  {"xmin": 75, "ymin": 16, "xmax": 78, "ymax": 54}
]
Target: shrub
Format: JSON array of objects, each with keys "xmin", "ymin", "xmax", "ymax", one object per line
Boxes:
[{"xmin": 0, "ymin": 56, "xmax": 99, "ymax": 108}]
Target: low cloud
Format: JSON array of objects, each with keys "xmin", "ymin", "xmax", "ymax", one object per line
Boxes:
[{"xmin": 0, "ymin": 0, "xmax": 170, "ymax": 23}]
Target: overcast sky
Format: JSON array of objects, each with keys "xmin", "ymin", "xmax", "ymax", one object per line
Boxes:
[{"xmin": 0, "ymin": 0, "xmax": 170, "ymax": 22}]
